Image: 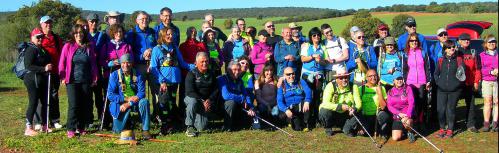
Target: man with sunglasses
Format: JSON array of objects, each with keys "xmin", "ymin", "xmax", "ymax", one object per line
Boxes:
[
  {"xmin": 456, "ymin": 33, "xmax": 481, "ymax": 133},
  {"xmin": 319, "ymin": 68, "xmax": 360, "ymax": 136},
  {"xmin": 346, "ymin": 29, "xmax": 377, "ymax": 86},
  {"xmin": 264, "ymin": 21, "xmax": 282, "ymax": 47},
  {"xmin": 397, "ymin": 18, "xmax": 427, "ymax": 52},
  {"xmin": 277, "ymin": 67, "xmax": 313, "ymax": 131},
  {"xmin": 321, "ymin": 23, "xmax": 349, "ymax": 82}
]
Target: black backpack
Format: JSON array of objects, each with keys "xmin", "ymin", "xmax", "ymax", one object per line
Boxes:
[{"xmin": 12, "ymin": 42, "xmax": 32, "ymax": 79}]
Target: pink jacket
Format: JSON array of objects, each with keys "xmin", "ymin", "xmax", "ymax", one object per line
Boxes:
[
  {"xmin": 480, "ymin": 51, "xmax": 498, "ymax": 81},
  {"xmin": 58, "ymin": 42, "xmax": 98, "ymax": 84},
  {"xmin": 99, "ymin": 41, "xmax": 133, "ymax": 78},
  {"xmin": 250, "ymin": 42, "xmax": 273, "ymax": 74},
  {"xmin": 406, "ymin": 48, "xmax": 427, "ymax": 87},
  {"xmin": 387, "ymin": 85, "xmax": 414, "ymax": 119}
]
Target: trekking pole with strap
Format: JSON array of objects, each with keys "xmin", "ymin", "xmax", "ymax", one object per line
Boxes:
[
  {"xmin": 242, "ymin": 109, "xmax": 294, "ymax": 138},
  {"xmin": 46, "ymin": 73, "xmax": 51, "ymax": 134},
  {"xmin": 100, "ymin": 67, "xmax": 114, "ymax": 131},
  {"xmin": 397, "ymin": 114, "xmax": 443, "ymax": 153},
  {"xmin": 352, "ymin": 112, "xmax": 381, "ymax": 148}
]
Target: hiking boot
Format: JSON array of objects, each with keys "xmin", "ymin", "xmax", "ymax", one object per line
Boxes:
[
  {"xmin": 345, "ymin": 132, "xmax": 355, "ymax": 137},
  {"xmin": 444, "ymin": 130, "xmax": 453, "ymax": 138},
  {"xmin": 34, "ymin": 124, "xmax": 42, "ymax": 131},
  {"xmin": 435, "ymin": 129, "xmax": 445, "ymax": 138},
  {"xmin": 481, "ymin": 122, "xmax": 490, "ymax": 132},
  {"xmin": 408, "ymin": 132, "xmax": 416, "ymax": 143},
  {"xmin": 53, "ymin": 122, "xmax": 63, "ymax": 129},
  {"xmin": 142, "ymin": 131, "xmax": 152, "ymax": 140},
  {"xmin": 467, "ymin": 127, "xmax": 479, "ymax": 133},
  {"xmin": 24, "ymin": 127, "xmax": 38, "ymax": 137},
  {"xmin": 303, "ymin": 128, "xmax": 310, "ymax": 132},
  {"xmin": 77, "ymin": 129, "xmax": 87, "ymax": 135},
  {"xmin": 185, "ymin": 126, "xmax": 197, "ymax": 137},
  {"xmin": 160, "ymin": 125, "xmax": 173, "ymax": 135},
  {"xmin": 492, "ymin": 122, "xmax": 498, "ymax": 132},
  {"xmin": 67, "ymin": 131, "xmax": 76, "ymax": 138},
  {"xmin": 41, "ymin": 125, "xmax": 53, "ymax": 133},
  {"xmin": 325, "ymin": 128, "xmax": 334, "ymax": 136}
]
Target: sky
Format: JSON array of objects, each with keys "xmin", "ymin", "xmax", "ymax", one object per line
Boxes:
[{"xmin": 2, "ymin": 0, "xmax": 493, "ymax": 14}]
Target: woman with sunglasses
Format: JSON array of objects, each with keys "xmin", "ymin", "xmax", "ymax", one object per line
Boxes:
[
  {"xmin": 373, "ymin": 24, "xmax": 390, "ymax": 58},
  {"xmin": 387, "ymin": 76, "xmax": 415, "ymax": 142},
  {"xmin": 434, "ymin": 40, "xmax": 466, "ymax": 138},
  {"xmin": 22, "ymin": 28, "xmax": 53, "ymax": 136},
  {"xmin": 222, "ymin": 26, "xmax": 251, "ymax": 65},
  {"xmin": 378, "ymin": 37, "xmax": 404, "ymax": 91},
  {"xmin": 479, "ymin": 34, "xmax": 498, "ymax": 132},
  {"xmin": 403, "ymin": 33, "xmax": 431, "ymax": 128},
  {"xmin": 59, "ymin": 25, "xmax": 98, "ymax": 138},
  {"xmin": 250, "ymin": 30, "xmax": 273, "ymax": 78}
]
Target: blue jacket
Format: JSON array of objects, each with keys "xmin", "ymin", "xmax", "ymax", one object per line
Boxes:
[
  {"xmin": 429, "ymin": 42, "xmax": 444, "ymax": 74},
  {"xmin": 378, "ymin": 51, "xmax": 404, "ymax": 85},
  {"xmin": 126, "ymin": 25, "xmax": 157, "ymax": 64},
  {"xmin": 154, "ymin": 23, "xmax": 180, "ymax": 47},
  {"xmin": 397, "ymin": 32, "xmax": 428, "ymax": 53},
  {"xmin": 277, "ymin": 79, "xmax": 312, "ymax": 112},
  {"xmin": 150, "ymin": 44, "xmax": 194, "ymax": 84},
  {"xmin": 274, "ymin": 40, "xmax": 301, "ymax": 76},
  {"xmin": 301, "ymin": 43, "xmax": 325, "ymax": 74},
  {"xmin": 107, "ymin": 69, "xmax": 145, "ymax": 119},
  {"xmin": 218, "ymin": 75, "xmax": 254, "ymax": 108},
  {"xmin": 346, "ymin": 45, "xmax": 377, "ymax": 71}
]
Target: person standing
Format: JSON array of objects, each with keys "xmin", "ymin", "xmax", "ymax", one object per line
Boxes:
[
  {"xmin": 373, "ymin": 24, "xmax": 391, "ymax": 58},
  {"xmin": 479, "ymin": 35, "xmax": 498, "ymax": 132},
  {"xmin": 274, "ymin": 27, "xmax": 300, "ymax": 77},
  {"xmin": 320, "ymin": 23, "xmax": 349, "ymax": 82},
  {"xmin": 250, "ymin": 30, "xmax": 273, "ymax": 77},
  {"xmin": 203, "ymin": 13, "xmax": 227, "ymax": 44},
  {"xmin": 222, "ymin": 26, "xmax": 251, "ymax": 64},
  {"xmin": 154, "ymin": 7, "xmax": 180, "ymax": 47},
  {"xmin": 264, "ymin": 21, "xmax": 282, "ymax": 47},
  {"xmin": 397, "ymin": 18, "xmax": 427, "ymax": 52}
]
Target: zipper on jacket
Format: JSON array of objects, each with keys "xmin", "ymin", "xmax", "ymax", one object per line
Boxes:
[{"xmin": 446, "ymin": 58, "xmax": 450, "ymax": 87}]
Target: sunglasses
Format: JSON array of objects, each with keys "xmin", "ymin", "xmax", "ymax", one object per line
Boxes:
[
  {"xmin": 407, "ymin": 25, "xmax": 416, "ymax": 28},
  {"xmin": 385, "ymin": 44, "xmax": 394, "ymax": 47},
  {"xmin": 337, "ymin": 76, "xmax": 349, "ymax": 80},
  {"xmin": 367, "ymin": 75, "xmax": 377, "ymax": 78},
  {"xmin": 35, "ymin": 35, "xmax": 44, "ymax": 39},
  {"xmin": 89, "ymin": 20, "xmax": 98, "ymax": 23},
  {"xmin": 239, "ymin": 62, "xmax": 248, "ymax": 65},
  {"xmin": 323, "ymin": 30, "xmax": 332, "ymax": 34},
  {"xmin": 460, "ymin": 39, "xmax": 470, "ymax": 42},
  {"xmin": 266, "ymin": 25, "xmax": 275, "ymax": 28},
  {"xmin": 357, "ymin": 36, "xmax": 365, "ymax": 39},
  {"xmin": 409, "ymin": 40, "xmax": 418, "ymax": 43},
  {"xmin": 312, "ymin": 34, "xmax": 320, "ymax": 38},
  {"xmin": 285, "ymin": 73, "xmax": 295, "ymax": 76},
  {"xmin": 445, "ymin": 46, "xmax": 456, "ymax": 50},
  {"xmin": 438, "ymin": 33, "xmax": 448, "ymax": 37}
]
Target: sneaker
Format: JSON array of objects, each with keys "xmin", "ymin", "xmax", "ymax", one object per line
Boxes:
[
  {"xmin": 444, "ymin": 130, "xmax": 453, "ymax": 138},
  {"xmin": 492, "ymin": 122, "xmax": 498, "ymax": 132},
  {"xmin": 67, "ymin": 131, "xmax": 76, "ymax": 138},
  {"xmin": 325, "ymin": 128, "xmax": 334, "ymax": 136},
  {"xmin": 408, "ymin": 132, "xmax": 416, "ymax": 143},
  {"xmin": 345, "ymin": 132, "xmax": 355, "ymax": 137},
  {"xmin": 53, "ymin": 122, "xmax": 63, "ymax": 129},
  {"xmin": 34, "ymin": 124, "xmax": 42, "ymax": 131},
  {"xmin": 160, "ymin": 125, "xmax": 173, "ymax": 135},
  {"xmin": 435, "ymin": 129, "xmax": 445, "ymax": 138},
  {"xmin": 41, "ymin": 125, "xmax": 53, "ymax": 133},
  {"xmin": 142, "ymin": 131, "xmax": 152, "ymax": 140},
  {"xmin": 77, "ymin": 129, "xmax": 87, "ymax": 135},
  {"xmin": 481, "ymin": 122, "xmax": 490, "ymax": 132},
  {"xmin": 24, "ymin": 128, "xmax": 38, "ymax": 136},
  {"xmin": 467, "ymin": 127, "xmax": 479, "ymax": 133},
  {"xmin": 185, "ymin": 126, "xmax": 197, "ymax": 137},
  {"xmin": 303, "ymin": 127, "xmax": 310, "ymax": 132}
]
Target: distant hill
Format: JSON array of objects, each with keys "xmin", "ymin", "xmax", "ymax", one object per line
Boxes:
[{"xmin": 172, "ymin": 7, "xmax": 342, "ymax": 20}]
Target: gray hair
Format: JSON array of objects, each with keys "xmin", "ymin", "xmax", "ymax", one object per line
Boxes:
[
  {"xmin": 135, "ymin": 10, "xmax": 151, "ymax": 22},
  {"xmin": 204, "ymin": 13, "xmax": 214, "ymax": 20},
  {"xmin": 226, "ymin": 60, "xmax": 241, "ymax": 75},
  {"xmin": 195, "ymin": 52, "xmax": 209, "ymax": 61},
  {"xmin": 353, "ymin": 30, "xmax": 364, "ymax": 36}
]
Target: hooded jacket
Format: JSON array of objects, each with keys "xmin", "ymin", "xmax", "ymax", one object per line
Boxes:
[{"xmin": 434, "ymin": 55, "xmax": 465, "ymax": 92}]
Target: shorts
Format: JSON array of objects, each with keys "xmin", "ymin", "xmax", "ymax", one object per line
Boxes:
[
  {"xmin": 392, "ymin": 120, "xmax": 404, "ymax": 130},
  {"xmin": 481, "ymin": 80, "xmax": 498, "ymax": 99}
]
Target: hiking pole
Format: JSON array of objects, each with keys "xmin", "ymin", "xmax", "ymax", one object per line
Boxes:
[
  {"xmin": 46, "ymin": 73, "xmax": 51, "ymax": 134},
  {"xmin": 242, "ymin": 109, "xmax": 294, "ymax": 138},
  {"xmin": 100, "ymin": 67, "xmax": 114, "ymax": 131},
  {"xmin": 397, "ymin": 115, "xmax": 443, "ymax": 153},
  {"xmin": 352, "ymin": 113, "xmax": 381, "ymax": 148}
]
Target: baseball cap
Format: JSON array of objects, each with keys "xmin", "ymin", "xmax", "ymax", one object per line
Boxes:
[{"xmin": 39, "ymin": 16, "xmax": 52, "ymax": 24}]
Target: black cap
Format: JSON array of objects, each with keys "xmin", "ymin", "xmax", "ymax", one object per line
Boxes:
[
  {"xmin": 258, "ymin": 30, "xmax": 270, "ymax": 37},
  {"xmin": 86, "ymin": 13, "xmax": 99, "ymax": 21},
  {"xmin": 405, "ymin": 17, "xmax": 416, "ymax": 26},
  {"xmin": 459, "ymin": 33, "xmax": 471, "ymax": 40}
]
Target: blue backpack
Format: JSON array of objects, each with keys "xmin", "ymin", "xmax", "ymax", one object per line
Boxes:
[{"xmin": 12, "ymin": 42, "xmax": 32, "ymax": 79}]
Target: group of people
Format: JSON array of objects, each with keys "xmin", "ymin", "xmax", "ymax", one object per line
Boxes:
[{"xmin": 21, "ymin": 7, "xmax": 498, "ymax": 144}]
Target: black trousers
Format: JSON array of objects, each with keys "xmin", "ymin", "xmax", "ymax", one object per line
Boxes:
[
  {"xmin": 66, "ymin": 83, "xmax": 92, "ymax": 131},
  {"xmin": 89, "ymin": 77, "xmax": 104, "ymax": 123},
  {"xmin": 462, "ymin": 85, "xmax": 477, "ymax": 128},
  {"xmin": 278, "ymin": 102, "xmax": 311, "ymax": 131},
  {"xmin": 360, "ymin": 111, "xmax": 391, "ymax": 136},
  {"xmin": 158, "ymin": 84, "xmax": 182, "ymax": 125},
  {"xmin": 24, "ymin": 74, "xmax": 48, "ymax": 126},
  {"xmin": 437, "ymin": 90, "xmax": 461, "ymax": 130},
  {"xmin": 410, "ymin": 85, "xmax": 427, "ymax": 124}
]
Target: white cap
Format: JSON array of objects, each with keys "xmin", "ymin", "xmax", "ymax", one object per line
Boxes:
[{"xmin": 436, "ymin": 28, "xmax": 447, "ymax": 35}]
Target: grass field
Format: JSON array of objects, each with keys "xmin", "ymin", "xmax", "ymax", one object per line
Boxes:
[
  {"xmin": 171, "ymin": 12, "xmax": 498, "ymax": 42},
  {"xmin": 0, "ymin": 59, "xmax": 498, "ymax": 153}
]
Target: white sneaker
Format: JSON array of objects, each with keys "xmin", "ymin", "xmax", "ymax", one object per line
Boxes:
[
  {"xmin": 34, "ymin": 124, "xmax": 42, "ymax": 131},
  {"xmin": 54, "ymin": 123, "xmax": 63, "ymax": 129}
]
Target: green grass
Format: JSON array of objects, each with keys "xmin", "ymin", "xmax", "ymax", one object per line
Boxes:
[{"xmin": 1, "ymin": 59, "xmax": 498, "ymax": 152}]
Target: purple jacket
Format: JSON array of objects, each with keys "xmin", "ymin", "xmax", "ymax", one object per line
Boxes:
[
  {"xmin": 480, "ymin": 51, "xmax": 498, "ymax": 81},
  {"xmin": 99, "ymin": 41, "xmax": 133, "ymax": 78},
  {"xmin": 387, "ymin": 85, "xmax": 414, "ymax": 119},
  {"xmin": 58, "ymin": 42, "xmax": 98, "ymax": 84},
  {"xmin": 250, "ymin": 42, "xmax": 272, "ymax": 74}
]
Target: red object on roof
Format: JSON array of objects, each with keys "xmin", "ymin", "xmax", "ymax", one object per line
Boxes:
[{"xmin": 446, "ymin": 21, "xmax": 493, "ymax": 39}]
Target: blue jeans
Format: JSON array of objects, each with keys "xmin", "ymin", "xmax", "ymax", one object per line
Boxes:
[{"xmin": 112, "ymin": 99, "xmax": 150, "ymax": 133}]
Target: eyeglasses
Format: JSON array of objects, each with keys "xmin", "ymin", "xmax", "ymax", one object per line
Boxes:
[
  {"xmin": 323, "ymin": 30, "xmax": 332, "ymax": 34},
  {"xmin": 367, "ymin": 75, "xmax": 377, "ymax": 78},
  {"xmin": 266, "ymin": 25, "xmax": 275, "ymax": 28},
  {"xmin": 285, "ymin": 73, "xmax": 295, "ymax": 76},
  {"xmin": 357, "ymin": 36, "xmax": 365, "ymax": 40},
  {"xmin": 460, "ymin": 39, "xmax": 470, "ymax": 42},
  {"xmin": 409, "ymin": 40, "xmax": 418, "ymax": 43},
  {"xmin": 438, "ymin": 33, "xmax": 448, "ymax": 37}
]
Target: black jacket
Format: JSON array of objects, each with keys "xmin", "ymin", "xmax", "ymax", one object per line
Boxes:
[
  {"xmin": 434, "ymin": 55, "xmax": 464, "ymax": 92},
  {"xmin": 185, "ymin": 68, "xmax": 219, "ymax": 102},
  {"xmin": 24, "ymin": 43, "xmax": 51, "ymax": 84}
]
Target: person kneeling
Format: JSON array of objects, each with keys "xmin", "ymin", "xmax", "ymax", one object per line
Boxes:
[
  {"xmin": 319, "ymin": 68, "xmax": 361, "ymax": 136},
  {"xmin": 277, "ymin": 67, "xmax": 313, "ymax": 131},
  {"xmin": 387, "ymin": 76, "xmax": 415, "ymax": 142},
  {"xmin": 107, "ymin": 54, "xmax": 151, "ymax": 143}
]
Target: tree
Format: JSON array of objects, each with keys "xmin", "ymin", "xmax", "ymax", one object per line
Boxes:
[
  {"xmin": 257, "ymin": 15, "xmax": 263, "ymax": 20},
  {"xmin": 2, "ymin": 0, "xmax": 81, "ymax": 62},
  {"xmin": 223, "ymin": 18, "xmax": 233, "ymax": 29},
  {"xmin": 391, "ymin": 14, "xmax": 414, "ymax": 38},
  {"xmin": 182, "ymin": 15, "xmax": 188, "ymax": 21},
  {"xmin": 341, "ymin": 11, "xmax": 384, "ymax": 43}
]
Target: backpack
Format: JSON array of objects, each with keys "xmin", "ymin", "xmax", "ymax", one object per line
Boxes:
[
  {"xmin": 160, "ymin": 46, "xmax": 178, "ymax": 67},
  {"xmin": 437, "ymin": 56, "xmax": 463, "ymax": 71},
  {"xmin": 117, "ymin": 68, "xmax": 137, "ymax": 93},
  {"xmin": 330, "ymin": 81, "xmax": 352, "ymax": 103},
  {"xmin": 12, "ymin": 42, "xmax": 32, "ymax": 79},
  {"xmin": 378, "ymin": 51, "xmax": 404, "ymax": 76}
]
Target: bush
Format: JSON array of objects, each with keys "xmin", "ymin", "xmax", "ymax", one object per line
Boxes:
[
  {"xmin": 341, "ymin": 11, "xmax": 384, "ymax": 43},
  {"xmin": 391, "ymin": 14, "xmax": 414, "ymax": 38},
  {"xmin": 223, "ymin": 18, "xmax": 233, "ymax": 29}
]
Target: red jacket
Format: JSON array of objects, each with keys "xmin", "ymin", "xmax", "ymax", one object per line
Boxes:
[
  {"xmin": 179, "ymin": 38, "xmax": 206, "ymax": 76},
  {"xmin": 457, "ymin": 47, "xmax": 481, "ymax": 86},
  {"xmin": 41, "ymin": 31, "xmax": 63, "ymax": 73}
]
